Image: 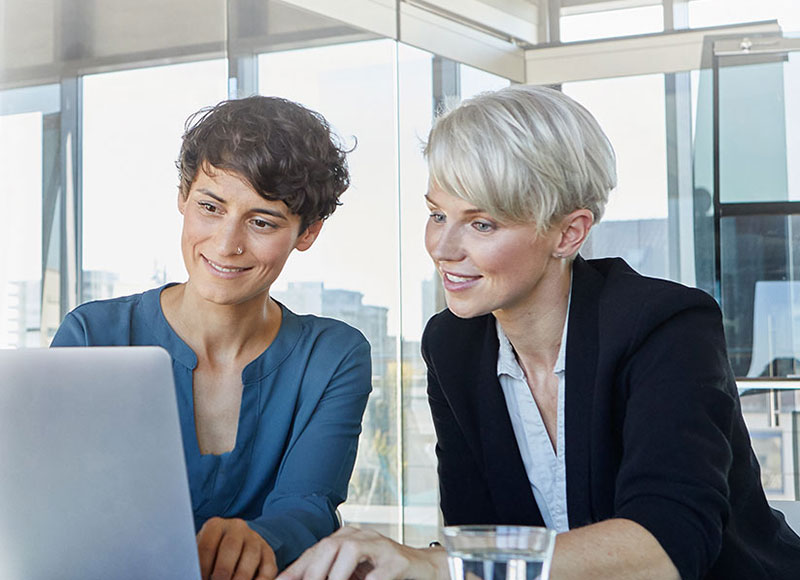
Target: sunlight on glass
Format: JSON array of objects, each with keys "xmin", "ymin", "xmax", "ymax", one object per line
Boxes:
[
  {"xmin": 460, "ymin": 65, "xmax": 510, "ymax": 98},
  {"xmin": 0, "ymin": 113, "xmax": 42, "ymax": 347},
  {"xmin": 259, "ymin": 40, "xmax": 399, "ymax": 329},
  {"xmin": 564, "ymin": 75, "xmax": 667, "ymax": 221},
  {"xmin": 260, "ymin": 39, "xmax": 404, "ymax": 541},
  {"xmin": 82, "ymin": 59, "xmax": 227, "ymax": 301},
  {"xmin": 564, "ymin": 75, "xmax": 669, "ymax": 279},
  {"xmin": 560, "ymin": 5, "xmax": 663, "ymax": 43},
  {"xmin": 689, "ymin": 0, "xmax": 800, "ymax": 31}
]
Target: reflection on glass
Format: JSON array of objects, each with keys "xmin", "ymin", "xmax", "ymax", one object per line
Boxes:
[
  {"xmin": 82, "ymin": 59, "xmax": 227, "ymax": 302},
  {"xmin": 720, "ymin": 215, "xmax": 800, "ymax": 377},
  {"xmin": 718, "ymin": 57, "xmax": 796, "ymax": 203},
  {"xmin": 0, "ymin": 112, "xmax": 43, "ymax": 347},
  {"xmin": 563, "ymin": 75, "xmax": 670, "ymax": 280}
]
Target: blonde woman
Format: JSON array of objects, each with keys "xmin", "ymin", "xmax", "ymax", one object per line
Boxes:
[{"xmin": 280, "ymin": 86, "xmax": 800, "ymax": 580}]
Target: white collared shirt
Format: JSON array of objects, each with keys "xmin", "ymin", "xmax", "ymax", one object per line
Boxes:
[{"xmin": 496, "ymin": 306, "xmax": 570, "ymax": 532}]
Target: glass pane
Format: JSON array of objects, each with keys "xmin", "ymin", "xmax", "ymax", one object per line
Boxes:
[
  {"xmin": 691, "ymin": 67, "xmax": 716, "ymax": 296},
  {"xmin": 258, "ymin": 39, "xmax": 403, "ymax": 539},
  {"xmin": 397, "ymin": 58, "xmax": 511, "ymax": 546},
  {"xmin": 460, "ymin": 64, "xmax": 510, "ymax": 98},
  {"xmin": 720, "ymin": 214, "xmax": 800, "ymax": 378},
  {"xmin": 738, "ymin": 384, "xmax": 800, "ymax": 500},
  {"xmin": 718, "ymin": 52, "xmax": 800, "ymax": 203},
  {"xmin": 560, "ymin": 5, "xmax": 663, "ymax": 43},
  {"xmin": 0, "ymin": 112, "xmax": 43, "ymax": 347},
  {"xmin": 398, "ymin": 43, "xmax": 437, "ymax": 546},
  {"xmin": 82, "ymin": 60, "xmax": 228, "ymax": 301},
  {"xmin": 563, "ymin": 75, "xmax": 671, "ymax": 280},
  {"xmin": 689, "ymin": 0, "xmax": 800, "ymax": 30}
]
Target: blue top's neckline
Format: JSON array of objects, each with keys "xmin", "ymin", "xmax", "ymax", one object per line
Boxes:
[{"xmin": 140, "ymin": 283, "xmax": 303, "ymax": 384}]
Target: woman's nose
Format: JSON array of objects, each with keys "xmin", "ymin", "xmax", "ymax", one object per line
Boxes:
[
  {"xmin": 215, "ymin": 220, "xmax": 245, "ymax": 257},
  {"xmin": 426, "ymin": 223, "xmax": 463, "ymax": 262}
]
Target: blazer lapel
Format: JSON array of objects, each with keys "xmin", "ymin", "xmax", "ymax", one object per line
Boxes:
[
  {"xmin": 472, "ymin": 316, "xmax": 544, "ymax": 526},
  {"xmin": 565, "ymin": 256, "xmax": 603, "ymax": 528}
]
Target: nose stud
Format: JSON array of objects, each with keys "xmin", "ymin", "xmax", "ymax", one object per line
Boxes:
[{"xmin": 236, "ymin": 247, "xmax": 243, "ymax": 255}]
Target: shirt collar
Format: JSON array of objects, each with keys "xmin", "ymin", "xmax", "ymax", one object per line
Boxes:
[{"xmin": 496, "ymin": 318, "xmax": 525, "ymax": 379}]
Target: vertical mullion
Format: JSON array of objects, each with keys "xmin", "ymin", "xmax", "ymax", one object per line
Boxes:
[
  {"xmin": 431, "ymin": 55, "xmax": 459, "ymax": 317},
  {"xmin": 60, "ymin": 76, "xmax": 81, "ymax": 315},
  {"xmin": 227, "ymin": 0, "xmax": 261, "ymax": 99}
]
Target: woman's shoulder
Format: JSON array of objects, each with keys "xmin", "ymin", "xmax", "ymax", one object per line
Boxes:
[
  {"xmin": 582, "ymin": 257, "xmax": 718, "ymax": 314},
  {"xmin": 53, "ymin": 285, "xmax": 170, "ymax": 347},
  {"xmin": 280, "ymin": 305, "xmax": 369, "ymax": 350},
  {"xmin": 578, "ymin": 257, "xmax": 723, "ymax": 355},
  {"xmin": 66, "ymin": 285, "xmax": 164, "ymax": 322}
]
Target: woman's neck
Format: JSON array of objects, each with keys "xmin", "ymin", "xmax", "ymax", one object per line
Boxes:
[
  {"xmin": 160, "ymin": 283, "xmax": 281, "ymax": 366},
  {"xmin": 494, "ymin": 262, "xmax": 571, "ymax": 373}
]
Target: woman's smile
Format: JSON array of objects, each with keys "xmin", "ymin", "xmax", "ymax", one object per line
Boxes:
[
  {"xmin": 440, "ymin": 270, "xmax": 482, "ymax": 291},
  {"xmin": 202, "ymin": 254, "xmax": 252, "ymax": 277}
]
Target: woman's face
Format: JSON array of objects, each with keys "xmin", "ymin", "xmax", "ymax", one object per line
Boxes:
[
  {"xmin": 424, "ymin": 184, "xmax": 562, "ymax": 320},
  {"xmin": 178, "ymin": 166, "xmax": 320, "ymax": 306}
]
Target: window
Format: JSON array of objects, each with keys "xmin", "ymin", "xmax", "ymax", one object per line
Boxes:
[
  {"xmin": 0, "ymin": 111, "xmax": 43, "ymax": 347},
  {"xmin": 563, "ymin": 75, "xmax": 671, "ymax": 280},
  {"xmin": 689, "ymin": 0, "xmax": 800, "ymax": 30},
  {"xmin": 258, "ymin": 39, "xmax": 404, "ymax": 537},
  {"xmin": 81, "ymin": 60, "xmax": 227, "ymax": 301},
  {"xmin": 560, "ymin": 5, "xmax": 664, "ymax": 43}
]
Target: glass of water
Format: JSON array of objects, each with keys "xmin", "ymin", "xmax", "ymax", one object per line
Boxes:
[{"xmin": 441, "ymin": 525, "xmax": 557, "ymax": 580}]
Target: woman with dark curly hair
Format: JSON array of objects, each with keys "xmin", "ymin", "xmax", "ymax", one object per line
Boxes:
[{"xmin": 51, "ymin": 96, "xmax": 372, "ymax": 580}]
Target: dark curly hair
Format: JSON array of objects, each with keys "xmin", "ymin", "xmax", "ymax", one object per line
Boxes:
[{"xmin": 177, "ymin": 95, "xmax": 352, "ymax": 231}]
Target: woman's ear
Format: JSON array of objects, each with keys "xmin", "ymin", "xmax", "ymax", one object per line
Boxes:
[
  {"xmin": 177, "ymin": 189, "xmax": 187, "ymax": 215},
  {"xmin": 554, "ymin": 209, "xmax": 594, "ymax": 258},
  {"xmin": 295, "ymin": 220, "xmax": 324, "ymax": 252}
]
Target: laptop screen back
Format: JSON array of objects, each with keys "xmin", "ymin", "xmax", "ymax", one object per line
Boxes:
[{"xmin": 0, "ymin": 346, "xmax": 201, "ymax": 580}]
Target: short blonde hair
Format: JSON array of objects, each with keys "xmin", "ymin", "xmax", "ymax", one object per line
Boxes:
[{"xmin": 424, "ymin": 85, "xmax": 617, "ymax": 232}]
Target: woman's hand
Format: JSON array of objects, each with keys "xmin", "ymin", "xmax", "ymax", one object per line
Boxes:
[
  {"xmin": 197, "ymin": 517, "xmax": 278, "ymax": 580},
  {"xmin": 277, "ymin": 526, "xmax": 448, "ymax": 580}
]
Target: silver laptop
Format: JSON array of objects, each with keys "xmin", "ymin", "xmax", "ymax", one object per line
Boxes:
[{"xmin": 0, "ymin": 346, "xmax": 201, "ymax": 580}]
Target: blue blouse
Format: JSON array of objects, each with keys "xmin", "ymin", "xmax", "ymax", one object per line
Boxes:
[{"xmin": 51, "ymin": 284, "xmax": 372, "ymax": 569}]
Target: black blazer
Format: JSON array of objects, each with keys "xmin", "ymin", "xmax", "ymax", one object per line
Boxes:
[{"xmin": 421, "ymin": 256, "xmax": 800, "ymax": 580}]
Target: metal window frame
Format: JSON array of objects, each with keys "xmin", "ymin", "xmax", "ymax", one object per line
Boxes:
[{"xmin": 711, "ymin": 35, "xmax": 800, "ymax": 299}]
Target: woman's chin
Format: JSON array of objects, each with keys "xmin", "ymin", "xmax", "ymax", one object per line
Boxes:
[{"xmin": 444, "ymin": 299, "xmax": 490, "ymax": 320}]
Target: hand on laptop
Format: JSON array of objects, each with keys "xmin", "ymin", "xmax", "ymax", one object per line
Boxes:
[{"xmin": 197, "ymin": 517, "xmax": 278, "ymax": 580}]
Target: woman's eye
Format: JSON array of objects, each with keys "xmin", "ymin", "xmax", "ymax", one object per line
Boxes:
[
  {"xmin": 251, "ymin": 218, "xmax": 275, "ymax": 230},
  {"xmin": 472, "ymin": 221, "xmax": 494, "ymax": 233},
  {"xmin": 429, "ymin": 212, "xmax": 446, "ymax": 223}
]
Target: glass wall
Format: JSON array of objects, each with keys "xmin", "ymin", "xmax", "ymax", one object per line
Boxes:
[
  {"xmin": 5, "ymin": 0, "xmax": 800, "ymax": 540},
  {"xmin": 0, "ymin": 111, "xmax": 43, "ymax": 347},
  {"xmin": 689, "ymin": 0, "xmax": 800, "ymax": 30},
  {"xmin": 561, "ymin": 5, "xmax": 664, "ymax": 42},
  {"xmin": 82, "ymin": 60, "xmax": 228, "ymax": 302},
  {"xmin": 564, "ymin": 75, "xmax": 670, "ymax": 279},
  {"xmin": 258, "ymin": 38, "xmax": 404, "ymax": 537}
]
